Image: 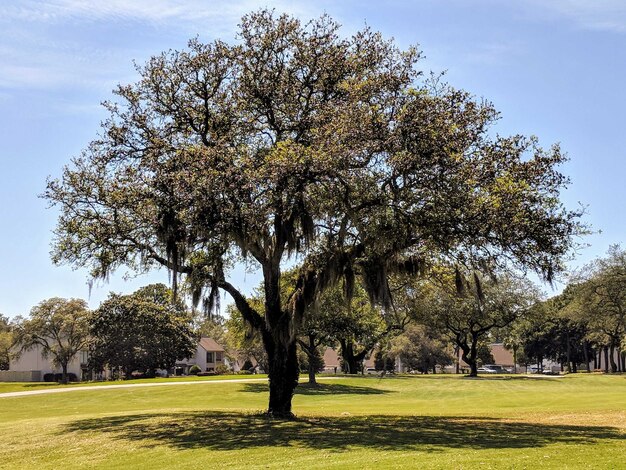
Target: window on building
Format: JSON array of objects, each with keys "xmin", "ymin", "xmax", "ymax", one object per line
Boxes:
[
  {"xmin": 206, "ymin": 351, "xmax": 214, "ymax": 363},
  {"xmin": 216, "ymin": 352, "xmax": 223, "ymax": 362},
  {"xmin": 79, "ymin": 350, "xmax": 89, "ymax": 364}
]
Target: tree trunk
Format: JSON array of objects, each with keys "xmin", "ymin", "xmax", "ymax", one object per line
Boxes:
[
  {"xmin": 513, "ymin": 345, "xmax": 518, "ymax": 374},
  {"xmin": 61, "ymin": 363, "xmax": 69, "ymax": 385},
  {"xmin": 604, "ymin": 347, "xmax": 609, "ymax": 373},
  {"xmin": 307, "ymin": 335, "xmax": 317, "ymax": 385},
  {"xmin": 583, "ymin": 341, "xmax": 590, "ymax": 373},
  {"xmin": 609, "ymin": 344, "xmax": 618, "ymax": 373},
  {"xmin": 468, "ymin": 360, "xmax": 478, "ymax": 377},
  {"xmin": 264, "ymin": 332, "xmax": 299, "ymax": 419},
  {"xmin": 261, "ymin": 262, "xmax": 300, "ymax": 418},
  {"xmin": 565, "ymin": 330, "xmax": 571, "ymax": 373},
  {"xmin": 340, "ymin": 340, "xmax": 361, "ymax": 374},
  {"xmin": 460, "ymin": 340, "xmax": 478, "ymax": 377},
  {"xmin": 308, "ymin": 362, "xmax": 316, "ymax": 384}
]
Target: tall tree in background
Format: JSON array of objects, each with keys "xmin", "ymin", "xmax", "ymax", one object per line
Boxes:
[
  {"xmin": 13, "ymin": 298, "xmax": 90, "ymax": 384},
  {"xmin": 45, "ymin": 10, "xmax": 583, "ymax": 417},
  {"xmin": 89, "ymin": 284, "xmax": 195, "ymax": 378}
]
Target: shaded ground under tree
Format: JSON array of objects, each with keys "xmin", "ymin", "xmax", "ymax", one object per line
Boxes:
[{"xmin": 63, "ymin": 411, "xmax": 624, "ymax": 453}]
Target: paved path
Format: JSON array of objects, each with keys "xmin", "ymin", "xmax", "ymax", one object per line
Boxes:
[{"xmin": 0, "ymin": 376, "xmax": 344, "ymax": 398}]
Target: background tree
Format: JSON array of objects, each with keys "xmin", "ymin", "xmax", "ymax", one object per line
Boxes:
[
  {"xmin": 297, "ymin": 347, "xmax": 325, "ymax": 380},
  {"xmin": 573, "ymin": 246, "xmax": 626, "ymax": 372},
  {"xmin": 194, "ymin": 314, "xmax": 227, "ymax": 345},
  {"xmin": 416, "ymin": 272, "xmax": 539, "ymax": 376},
  {"xmin": 224, "ymin": 305, "xmax": 269, "ymax": 373},
  {"xmin": 321, "ymin": 283, "xmax": 408, "ymax": 374},
  {"xmin": 45, "ymin": 10, "xmax": 584, "ymax": 417},
  {"xmin": 89, "ymin": 284, "xmax": 195, "ymax": 378},
  {"xmin": 475, "ymin": 340, "xmax": 496, "ymax": 367},
  {"xmin": 0, "ymin": 314, "xmax": 13, "ymax": 371},
  {"xmin": 296, "ymin": 294, "xmax": 335, "ymax": 384},
  {"xmin": 389, "ymin": 323, "xmax": 454, "ymax": 373},
  {"xmin": 13, "ymin": 298, "xmax": 90, "ymax": 383}
]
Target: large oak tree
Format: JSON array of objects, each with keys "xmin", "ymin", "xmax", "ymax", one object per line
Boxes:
[{"xmin": 46, "ymin": 10, "xmax": 582, "ymax": 417}]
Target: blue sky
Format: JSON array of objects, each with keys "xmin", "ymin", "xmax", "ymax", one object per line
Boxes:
[{"xmin": 1, "ymin": 0, "xmax": 625, "ymax": 318}]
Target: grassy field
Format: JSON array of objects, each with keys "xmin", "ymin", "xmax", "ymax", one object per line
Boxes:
[{"xmin": 1, "ymin": 374, "xmax": 625, "ymax": 469}]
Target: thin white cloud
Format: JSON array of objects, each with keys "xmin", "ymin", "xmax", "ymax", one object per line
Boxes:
[
  {"xmin": 464, "ymin": 41, "xmax": 524, "ymax": 66},
  {"xmin": 0, "ymin": 28, "xmax": 138, "ymax": 92},
  {"xmin": 0, "ymin": 0, "xmax": 325, "ymax": 95},
  {"xmin": 528, "ymin": 0, "xmax": 626, "ymax": 33},
  {"xmin": 0, "ymin": 0, "xmax": 318, "ymax": 28}
]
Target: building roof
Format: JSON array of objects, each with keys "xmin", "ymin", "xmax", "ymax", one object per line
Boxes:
[{"xmin": 198, "ymin": 337, "xmax": 225, "ymax": 352}]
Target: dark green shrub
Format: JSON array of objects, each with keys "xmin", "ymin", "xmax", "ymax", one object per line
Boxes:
[
  {"xmin": 188, "ymin": 364, "xmax": 201, "ymax": 375},
  {"xmin": 215, "ymin": 364, "xmax": 231, "ymax": 375}
]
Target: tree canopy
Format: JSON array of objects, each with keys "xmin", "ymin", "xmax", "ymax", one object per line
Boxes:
[
  {"xmin": 89, "ymin": 284, "xmax": 195, "ymax": 378},
  {"xmin": 13, "ymin": 298, "xmax": 90, "ymax": 383},
  {"xmin": 45, "ymin": 10, "xmax": 583, "ymax": 416},
  {"xmin": 412, "ymin": 271, "xmax": 540, "ymax": 376}
]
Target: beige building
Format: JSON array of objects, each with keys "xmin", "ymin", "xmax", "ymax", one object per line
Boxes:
[
  {"xmin": 2, "ymin": 344, "xmax": 88, "ymax": 382},
  {"xmin": 2, "ymin": 337, "xmax": 227, "ymax": 382},
  {"xmin": 174, "ymin": 337, "xmax": 227, "ymax": 374}
]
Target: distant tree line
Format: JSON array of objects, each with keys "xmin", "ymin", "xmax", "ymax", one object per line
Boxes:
[{"xmin": 510, "ymin": 246, "xmax": 626, "ymax": 373}]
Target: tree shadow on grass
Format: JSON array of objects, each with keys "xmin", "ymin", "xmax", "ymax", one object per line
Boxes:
[
  {"xmin": 243, "ymin": 382, "xmax": 390, "ymax": 395},
  {"xmin": 62, "ymin": 412, "xmax": 624, "ymax": 453}
]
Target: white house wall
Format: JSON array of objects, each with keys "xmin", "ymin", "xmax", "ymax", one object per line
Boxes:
[{"xmin": 9, "ymin": 344, "xmax": 83, "ymax": 379}]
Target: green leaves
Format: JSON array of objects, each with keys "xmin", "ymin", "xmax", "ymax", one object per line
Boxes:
[
  {"xmin": 89, "ymin": 283, "xmax": 195, "ymax": 375},
  {"xmin": 13, "ymin": 298, "xmax": 90, "ymax": 372}
]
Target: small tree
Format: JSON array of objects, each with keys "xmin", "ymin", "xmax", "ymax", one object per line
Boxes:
[
  {"xmin": 14, "ymin": 298, "xmax": 90, "ymax": 384},
  {"xmin": 89, "ymin": 284, "xmax": 195, "ymax": 378}
]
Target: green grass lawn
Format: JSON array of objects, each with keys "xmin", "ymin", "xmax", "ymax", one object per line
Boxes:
[{"xmin": 1, "ymin": 374, "xmax": 625, "ymax": 469}]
